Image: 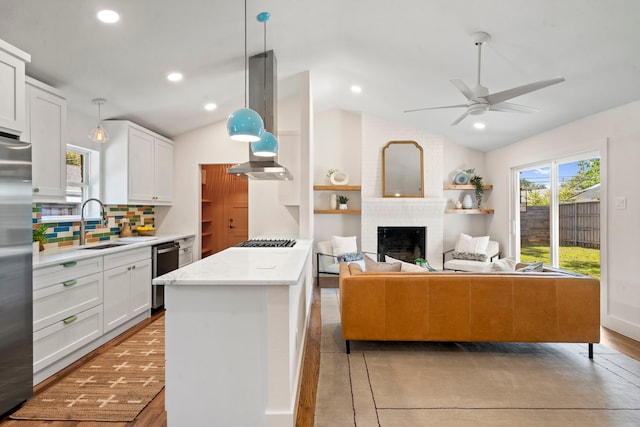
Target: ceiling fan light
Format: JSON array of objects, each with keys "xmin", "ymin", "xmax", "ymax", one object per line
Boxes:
[
  {"xmin": 250, "ymin": 131, "xmax": 278, "ymax": 157},
  {"xmin": 227, "ymin": 108, "xmax": 264, "ymax": 142}
]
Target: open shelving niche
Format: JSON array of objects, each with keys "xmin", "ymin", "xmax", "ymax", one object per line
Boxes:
[
  {"xmin": 443, "ymin": 184, "xmax": 494, "ymax": 214},
  {"xmin": 313, "ymin": 185, "xmax": 361, "ymax": 214}
]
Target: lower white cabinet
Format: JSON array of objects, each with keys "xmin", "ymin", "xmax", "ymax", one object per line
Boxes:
[
  {"xmin": 103, "ymin": 247, "xmax": 152, "ymax": 332},
  {"xmin": 32, "ymin": 256, "xmax": 104, "ymax": 376}
]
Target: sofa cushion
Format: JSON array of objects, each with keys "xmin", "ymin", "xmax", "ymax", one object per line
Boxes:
[
  {"xmin": 364, "ymin": 255, "xmax": 401, "ymax": 272},
  {"xmin": 337, "ymin": 251, "xmax": 364, "ymax": 262},
  {"xmin": 516, "ymin": 261, "xmax": 544, "ymax": 272},
  {"xmin": 331, "ymin": 235, "xmax": 358, "ymax": 257},
  {"xmin": 385, "ymin": 255, "xmax": 430, "ymax": 272},
  {"xmin": 453, "ymin": 233, "xmax": 490, "ymax": 261},
  {"xmin": 492, "ymin": 257, "xmax": 517, "ymax": 271}
]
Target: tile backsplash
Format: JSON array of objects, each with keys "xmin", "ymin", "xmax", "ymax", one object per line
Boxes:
[{"xmin": 32, "ymin": 204, "xmax": 155, "ymax": 251}]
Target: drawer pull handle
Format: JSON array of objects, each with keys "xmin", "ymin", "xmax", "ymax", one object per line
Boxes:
[
  {"xmin": 63, "ymin": 315, "xmax": 78, "ymax": 324},
  {"xmin": 63, "ymin": 279, "xmax": 77, "ymax": 287},
  {"xmin": 62, "ymin": 261, "xmax": 77, "ymax": 268}
]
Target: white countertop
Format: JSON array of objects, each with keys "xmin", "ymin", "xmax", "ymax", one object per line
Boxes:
[
  {"xmin": 153, "ymin": 239, "xmax": 312, "ymax": 286},
  {"xmin": 33, "ymin": 234, "xmax": 195, "ymax": 269}
]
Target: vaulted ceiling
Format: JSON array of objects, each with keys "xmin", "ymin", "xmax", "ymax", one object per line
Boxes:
[{"xmin": 2, "ymin": 0, "xmax": 640, "ymax": 151}]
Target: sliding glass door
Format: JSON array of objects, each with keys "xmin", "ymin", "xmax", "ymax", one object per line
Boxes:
[{"xmin": 515, "ymin": 153, "xmax": 600, "ymax": 278}]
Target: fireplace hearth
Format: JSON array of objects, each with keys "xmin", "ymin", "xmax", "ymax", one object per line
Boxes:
[{"xmin": 377, "ymin": 226, "xmax": 426, "ymax": 263}]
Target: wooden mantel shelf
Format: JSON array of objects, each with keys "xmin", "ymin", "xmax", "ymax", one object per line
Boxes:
[
  {"xmin": 443, "ymin": 184, "xmax": 493, "ymax": 190},
  {"xmin": 313, "ymin": 185, "xmax": 361, "ymax": 191}
]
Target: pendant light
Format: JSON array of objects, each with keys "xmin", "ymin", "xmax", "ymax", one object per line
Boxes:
[
  {"xmin": 250, "ymin": 11, "xmax": 278, "ymax": 157},
  {"xmin": 226, "ymin": 0, "xmax": 264, "ymax": 142},
  {"xmin": 88, "ymin": 98, "xmax": 110, "ymax": 143}
]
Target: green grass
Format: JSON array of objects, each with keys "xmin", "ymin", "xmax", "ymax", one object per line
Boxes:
[{"xmin": 520, "ymin": 244, "xmax": 600, "ymax": 280}]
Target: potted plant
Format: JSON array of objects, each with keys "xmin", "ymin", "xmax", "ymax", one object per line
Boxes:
[
  {"xmin": 32, "ymin": 223, "xmax": 48, "ymax": 252},
  {"xmin": 464, "ymin": 168, "xmax": 484, "ymax": 209},
  {"xmin": 337, "ymin": 195, "xmax": 349, "ymax": 210}
]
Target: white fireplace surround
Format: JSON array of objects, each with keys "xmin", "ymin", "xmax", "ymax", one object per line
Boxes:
[
  {"xmin": 359, "ymin": 114, "xmax": 447, "ymax": 269},
  {"xmin": 361, "ymin": 198, "xmax": 446, "ymax": 269}
]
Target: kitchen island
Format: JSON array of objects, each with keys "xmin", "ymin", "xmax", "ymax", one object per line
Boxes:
[{"xmin": 152, "ymin": 239, "xmax": 313, "ymax": 427}]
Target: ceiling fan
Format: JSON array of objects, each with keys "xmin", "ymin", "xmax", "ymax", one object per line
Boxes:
[{"xmin": 404, "ymin": 31, "xmax": 565, "ymax": 125}]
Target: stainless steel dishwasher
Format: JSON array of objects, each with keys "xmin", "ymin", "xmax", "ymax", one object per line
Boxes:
[{"xmin": 152, "ymin": 241, "xmax": 180, "ymax": 309}]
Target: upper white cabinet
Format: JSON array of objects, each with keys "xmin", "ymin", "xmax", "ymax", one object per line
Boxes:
[
  {"xmin": 24, "ymin": 77, "xmax": 67, "ymax": 201},
  {"xmin": 103, "ymin": 120, "xmax": 174, "ymax": 205},
  {"xmin": 0, "ymin": 38, "xmax": 29, "ymax": 136}
]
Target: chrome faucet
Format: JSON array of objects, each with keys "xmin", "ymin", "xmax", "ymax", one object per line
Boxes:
[{"xmin": 80, "ymin": 198, "xmax": 106, "ymax": 246}]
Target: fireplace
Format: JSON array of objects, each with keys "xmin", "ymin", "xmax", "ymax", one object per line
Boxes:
[{"xmin": 377, "ymin": 226, "xmax": 426, "ymax": 263}]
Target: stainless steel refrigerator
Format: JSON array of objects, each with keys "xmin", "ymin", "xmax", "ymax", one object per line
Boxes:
[{"xmin": 0, "ymin": 133, "xmax": 33, "ymax": 415}]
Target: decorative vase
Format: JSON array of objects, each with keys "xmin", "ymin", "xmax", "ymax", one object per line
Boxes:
[
  {"xmin": 462, "ymin": 194, "xmax": 473, "ymax": 209},
  {"xmin": 330, "ymin": 171, "xmax": 349, "ymax": 186},
  {"xmin": 329, "ymin": 194, "xmax": 338, "ymax": 210},
  {"xmin": 339, "ymin": 203, "xmax": 348, "ymax": 210},
  {"xmin": 455, "ymin": 200, "xmax": 462, "ymax": 209},
  {"xmin": 453, "ymin": 172, "xmax": 469, "ymax": 185},
  {"xmin": 33, "ymin": 241, "xmax": 40, "ymax": 256}
]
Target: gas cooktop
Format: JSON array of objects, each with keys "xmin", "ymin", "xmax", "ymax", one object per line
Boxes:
[{"xmin": 235, "ymin": 239, "xmax": 297, "ymax": 248}]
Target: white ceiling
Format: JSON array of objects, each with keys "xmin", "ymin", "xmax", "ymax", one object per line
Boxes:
[{"xmin": 2, "ymin": 0, "xmax": 640, "ymax": 151}]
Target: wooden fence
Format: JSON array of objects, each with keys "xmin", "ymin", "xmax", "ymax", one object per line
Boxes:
[{"xmin": 520, "ymin": 202, "xmax": 600, "ymax": 249}]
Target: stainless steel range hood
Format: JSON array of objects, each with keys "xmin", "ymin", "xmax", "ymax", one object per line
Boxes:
[{"xmin": 227, "ymin": 50, "xmax": 292, "ymax": 180}]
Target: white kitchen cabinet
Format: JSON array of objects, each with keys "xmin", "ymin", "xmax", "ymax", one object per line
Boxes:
[
  {"xmin": 33, "ymin": 256, "xmax": 103, "ymax": 377},
  {"xmin": 24, "ymin": 77, "xmax": 67, "ymax": 201},
  {"xmin": 103, "ymin": 246, "xmax": 152, "ymax": 332},
  {"xmin": 0, "ymin": 38, "xmax": 29, "ymax": 135},
  {"xmin": 103, "ymin": 120, "xmax": 174, "ymax": 205}
]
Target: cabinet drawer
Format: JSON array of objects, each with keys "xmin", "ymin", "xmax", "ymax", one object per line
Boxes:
[
  {"xmin": 33, "ymin": 272, "xmax": 103, "ymax": 332},
  {"xmin": 33, "ymin": 305, "xmax": 103, "ymax": 374},
  {"xmin": 33, "ymin": 256, "xmax": 103, "ymax": 290},
  {"xmin": 103, "ymin": 246, "xmax": 151, "ymax": 270},
  {"xmin": 179, "ymin": 247, "xmax": 193, "ymax": 267}
]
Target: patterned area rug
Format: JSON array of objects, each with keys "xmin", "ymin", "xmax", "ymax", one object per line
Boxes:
[{"xmin": 12, "ymin": 317, "xmax": 165, "ymax": 422}]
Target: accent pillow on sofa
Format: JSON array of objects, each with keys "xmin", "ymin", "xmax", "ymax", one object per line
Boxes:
[
  {"xmin": 516, "ymin": 261, "xmax": 544, "ymax": 272},
  {"xmin": 337, "ymin": 251, "xmax": 364, "ymax": 262},
  {"xmin": 384, "ymin": 255, "xmax": 429, "ymax": 272},
  {"xmin": 331, "ymin": 235, "xmax": 358, "ymax": 257},
  {"xmin": 452, "ymin": 233, "xmax": 490, "ymax": 261},
  {"xmin": 364, "ymin": 255, "xmax": 401, "ymax": 272},
  {"xmin": 491, "ymin": 257, "xmax": 517, "ymax": 271}
]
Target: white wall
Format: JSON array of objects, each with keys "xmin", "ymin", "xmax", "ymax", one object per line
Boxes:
[{"xmin": 486, "ymin": 99, "xmax": 640, "ymax": 341}]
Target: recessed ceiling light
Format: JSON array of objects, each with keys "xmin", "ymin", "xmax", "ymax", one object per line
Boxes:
[
  {"xmin": 350, "ymin": 85, "xmax": 362, "ymax": 94},
  {"xmin": 97, "ymin": 10, "xmax": 119, "ymax": 23},
  {"xmin": 204, "ymin": 103, "xmax": 217, "ymax": 111},
  {"xmin": 473, "ymin": 122, "xmax": 486, "ymax": 129},
  {"xmin": 167, "ymin": 72, "xmax": 183, "ymax": 82}
]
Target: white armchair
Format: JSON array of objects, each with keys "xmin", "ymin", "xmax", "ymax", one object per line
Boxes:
[
  {"xmin": 443, "ymin": 236, "xmax": 500, "ymax": 272},
  {"xmin": 316, "ymin": 239, "xmax": 376, "ymax": 286}
]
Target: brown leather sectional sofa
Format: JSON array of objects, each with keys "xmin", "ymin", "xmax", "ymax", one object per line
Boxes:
[{"xmin": 339, "ymin": 263, "xmax": 600, "ymax": 357}]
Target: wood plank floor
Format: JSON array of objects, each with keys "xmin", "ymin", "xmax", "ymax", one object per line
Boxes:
[{"xmin": 1, "ymin": 283, "xmax": 638, "ymax": 427}]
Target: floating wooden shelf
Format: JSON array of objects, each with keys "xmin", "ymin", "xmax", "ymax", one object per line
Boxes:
[
  {"xmin": 445, "ymin": 209, "xmax": 495, "ymax": 215},
  {"xmin": 314, "ymin": 209, "xmax": 361, "ymax": 215},
  {"xmin": 201, "ymin": 219, "xmax": 213, "ymax": 223},
  {"xmin": 201, "ymin": 232, "xmax": 213, "ymax": 237},
  {"xmin": 443, "ymin": 184, "xmax": 493, "ymax": 190},
  {"xmin": 201, "ymin": 199, "xmax": 212, "ymax": 203},
  {"xmin": 313, "ymin": 185, "xmax": 361, "ymax": 191}
]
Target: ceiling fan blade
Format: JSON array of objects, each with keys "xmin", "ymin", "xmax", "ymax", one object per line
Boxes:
[
  {"xmin": 450, "ymin": 79, "xmax": 476, "ymax": 101},
  {"xmin": 451, "ymin": 110, "xmax": 470, "ymax": 126},
  {"xmin": 404, "ymin": 104, "xmax": 467, "ymax": 113},
  {"xmin": 489, "ymin": 102, "xmax": 539, "ymax": 113},
  {"xmin": 485, "ymin": 76, "xmax": 565, "ymax": 105}
]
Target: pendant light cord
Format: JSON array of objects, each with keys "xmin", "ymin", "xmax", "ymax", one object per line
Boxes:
[
  {"xmin": 244, "ymin": 0, "xmax": 248, "ymax": 108},
  {"xmin": 263, "ymin": 18, "xmax": 267, "ymax": 123}
]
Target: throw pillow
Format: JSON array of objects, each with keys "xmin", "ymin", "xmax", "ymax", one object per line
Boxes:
[
  {"xmin": 491, "ymin": 257, "xmax": 517, "ymax": 271},
  {"xmin": 337, "ymin": 251, "xmax": 364, "ymax": 262},
  {"xmin": 385, "ymin": 255, "xmax": 430, "ymax": 272},
  {"xmin": 331, "ymin": 235, "xmax": 358, "ymax": 257},
  {"xmin": 452, "ymin": 233, "xmax": 490, "ymax": 261},
  {"xmin": 516, "ymin": 261, "xmax": 544, "ymax": 272},
  {"xmin": 364, "ymin": 255, "xmax": 401, "ymax": 272}
]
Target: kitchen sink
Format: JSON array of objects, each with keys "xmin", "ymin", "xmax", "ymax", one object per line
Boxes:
[{"xmin": 79, "ymin": 243, "xmax": 129, "ymax": 250}]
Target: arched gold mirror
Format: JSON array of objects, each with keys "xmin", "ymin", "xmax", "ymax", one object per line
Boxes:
[{"xmin": 382, "ymin": 141, "xmax": 424, "ymax": 198}]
